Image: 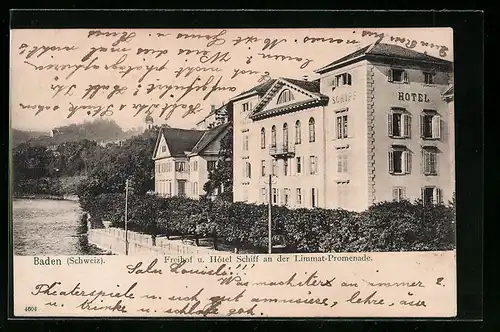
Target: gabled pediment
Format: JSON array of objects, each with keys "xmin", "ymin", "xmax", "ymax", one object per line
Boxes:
[
  {"xmin": 249, "ymin": 78, "xmax": 328, "ymax": 121},
  {"xmin": 153, "ymin": 132, "xmax": 171, "ymax": 160}
]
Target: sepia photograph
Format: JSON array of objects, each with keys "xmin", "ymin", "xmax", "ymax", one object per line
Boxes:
[{"xmin": 11, "ymin": 28, "xmax": 455, "ymax": 258}]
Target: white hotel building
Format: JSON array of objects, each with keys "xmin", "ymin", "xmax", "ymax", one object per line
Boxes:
[{"xmin": 232, "ymin": 43, "xmax": 454, "ymax": 212}]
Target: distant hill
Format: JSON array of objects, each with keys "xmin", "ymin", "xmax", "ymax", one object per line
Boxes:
[{"xmin": 12, "ymin": 119, "xmax": 143, "ymax": 147}]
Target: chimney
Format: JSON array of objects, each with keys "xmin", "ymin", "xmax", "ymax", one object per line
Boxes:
[
  {"xmin": 211, "ymin": 104, "xmax": 217, "ymax": 112},
  {"xmin": 303, "ymin": 75, "xmax": 308, "ymax": 81}
]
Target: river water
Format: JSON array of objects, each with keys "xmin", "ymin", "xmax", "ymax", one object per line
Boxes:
[{"xmin": 12, "ymin": 198, "xmax": 105, "ymax": 256}]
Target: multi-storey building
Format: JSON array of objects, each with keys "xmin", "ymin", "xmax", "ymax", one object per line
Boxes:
[
  {"xmin": 152, "ymin": 122, "xmax": 231, "ymax": 199},
  {"xmin": 232, "ymin": 42, "xmax": 454, "ymax": 211},
  {"xmin": 195, "ymin": 103, "xmax": 233, "ymax": 130}
]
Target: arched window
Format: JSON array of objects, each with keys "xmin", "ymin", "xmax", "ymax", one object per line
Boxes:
[
  {"xmin": 295, "ymin": 120, "xmax": 301, "ymax": 144},
  {"xmin": 277, "ymin": 89, "xmax": 295, "ymax": 104},
  {"xmin": 283, "ymin": 123, "xmax": 289, "ymax": 147},
  {"xmin": 271, "ymin": 125, "xmax": 277, "ymax": 148},
  {"xmin": 260, "ymin": 128, "xmax": 266, "ymax": 149},
  {"xmin": 309, "ymin": 117, "xmax": 315, "ymax": 142}
]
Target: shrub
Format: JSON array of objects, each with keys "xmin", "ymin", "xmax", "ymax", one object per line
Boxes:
[{"xmin": 78, "ymin": 192, "xmax": 456, "ymax": 253}]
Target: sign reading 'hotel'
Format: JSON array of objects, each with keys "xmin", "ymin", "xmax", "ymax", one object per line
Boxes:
[{"xmin": 398, "ymin": 92, "xmax": 431, "ymax": 102}]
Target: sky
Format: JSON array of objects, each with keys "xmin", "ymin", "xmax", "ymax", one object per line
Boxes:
[{"xmin": 10, "ymin": 28, "xmax": 453, "ymax": 132}]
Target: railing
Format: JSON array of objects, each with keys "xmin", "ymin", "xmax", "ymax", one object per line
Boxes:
[{"xmin": 269, "ymin": 144, "xmax": 296, "ymax": 158}]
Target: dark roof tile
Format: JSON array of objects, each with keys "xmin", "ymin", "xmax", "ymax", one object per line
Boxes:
[{"xmin": 161, "ymin": 127, "xmax": 205, "ymax": 157}]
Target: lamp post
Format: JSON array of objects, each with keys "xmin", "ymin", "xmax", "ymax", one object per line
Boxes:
[
  {"xmin": 125, "ymin": 179, "xmax": 129, "ymax": 255},
  {"xmin": 264, "ymin": 173, "xmax": 277, "ymax": 254}
]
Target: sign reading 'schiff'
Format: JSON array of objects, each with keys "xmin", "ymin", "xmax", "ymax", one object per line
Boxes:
[{"xmin": 398, "ymin": 92, "xmax": 431, "ymax": 102}]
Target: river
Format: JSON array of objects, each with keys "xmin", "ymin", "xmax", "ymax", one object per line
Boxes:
[{"xmin": 12, "ymin": 198, "xmax": 105, "ymax": 256}]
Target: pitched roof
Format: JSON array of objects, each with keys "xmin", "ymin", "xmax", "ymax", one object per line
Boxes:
[
  {"xmin": 281, "ymin": 78, "xmax": 321, "ymax": 94},
  {"xmin": 315, "ymin": 42, "xmax": 452, "ymax": 73},
  {"xmin": 161, "ymin": 127, "xmax": 205, "ymax": 157},
  {"xmin": 443, "ymin": 85, "xmax": 454, "ymax": 96},
  {"xmin": 190, "ymin": 122, "xmax": 231, "ymax": 155},
  {"xmin": 231, "ymin": 79, "xmax": 277, "ymax": 101}
]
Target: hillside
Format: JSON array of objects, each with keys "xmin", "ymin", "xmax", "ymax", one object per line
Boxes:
[{"xmin": 12, "ymin": 119, "xmax": 142, "ymax": 147}]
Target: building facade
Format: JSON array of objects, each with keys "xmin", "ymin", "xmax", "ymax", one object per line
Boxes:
[
  {"xmin": 152, "ymin": 122, "xmax": 231, "ymax": 199},
  {"xmin": 232, "ymin": 43, "xmax": 454, "ymax": 211}
]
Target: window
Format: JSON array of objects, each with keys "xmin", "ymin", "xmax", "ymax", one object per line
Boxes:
[
  {"xmin": 392, "ymin": 187, "xmax": 406, "ymax": 202},
  {"xmin": 207, "ymin": 160, "xmax": 217, "ymax": 172},
  {"xmin": 422, "ymin": 147, "xmax": 438, "ymax": 175},
  {"xmin": 192, "ymin": 161, "xmax": 198, "ymax": 172},
  {"xmin": 272, "ymin": 188, "xmax": 278, "ymax": 204},
  {"xmin": 168, "ymin": 181, "xmax": 172, "ymax": 195},
  {"xmin": 242, "ymin": 102, "xmax": 250, "ymax": 112},
  {"xmin": 272, "ymin": 159, "xmax": 278, "ymax": 176},
  {"xmin": 309, "ymin": 156, "xmax": 318, "ymax": 174},
  {"xmin": 283, "ymin": 188, "xmax": 290, "ymax": 205},
  {"xmin": 295, "ymin": 120, "xmax": 301, "ymax": 144},
  {"xmin": 271, "ymin": 125, "xmax": 277, "ymax": 147},
  {"xmin": 337, "ymin": 153, "xmax": 348, "ymax": 173},
  {"xmin": 175, "ymin": 161, "xmax": 186, "ymax": 172},
  {"xmin": 296, "ymin": 157, "xmax": 302, "ymax": 174},
  {"xmin": 388, "ymin": 109, "xmax": 411, "ymax": 138},
  {"xmin": 161, "ymin": 145, "xmax": 167, "ymax": 153},
  {"xmin": 332, "ymin": 73, "xmax": 352, "ymax": 88},
  {"xmin": 245, "ymin": 162, "xmax": 252, "ymax": 178},
  {"xmin": 311, "ymin": 188, "xmax": 317, "ymax": 208},
  {"xmin": 243, "ymin": 135, "xmax": 249, "ymax": 151},
  {"xmin": 422, "ymin": 186, "xmax": 442, "ymax": 206},
  {"xmin": 308, "ymin": 118, "xmax": 315, "ymax": 142},
  {"xmin": 337, "ymin": 184, "xmax": 348, "ymax": 207},
  {"xmin": 193, "ymin": 182, "xmax": 199, "ymax": 196},
  {"xmin": 336, "ymin": 114, "xmax": 348, "ymax": 139},
  {"xmin": 389, "ymin": 148, "xmax": 411, "ymax": 174},
  {"xmin": 388, "ymin": 68, "xmax": 409, "ymax": 83},
  {"xmin": 277, "ymin": 89, "xmax": 295, "ymax": 104},
  {"xmin": 296, "ymin": 188, "xmax": 302, "ymax": 205},
  {"xmin": 283, "ymin": 159, "xmax": 289, "ymax": 176},
  {"xmin": 261, "ymin": 160, "xmax": 266, "ymax": 176},
  {"xmin": 261, "ymin": 188, "xmax": 267, "ymax": 203},
  {"xmin": 260, "ymin": 128, "xmax": 266, "ymax": 149},
  {"xmin": 424, "ymin": 72, "xmax": 434, "ymax": 84},
  {"xmin": 420, "ymin": 111, "xmax": 441, "ymax": 139},
  {"xmin": 283, "ymin": 123, "xmax": 289, "ymax": 147},
  {"xmin": 177, "ymin": 180, "xmax": 186, "ymax": 197}
]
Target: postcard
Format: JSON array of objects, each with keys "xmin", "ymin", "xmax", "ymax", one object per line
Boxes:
[{"xmin": 10, "ymin": 27, "xmax": 456, "ymax": 317}]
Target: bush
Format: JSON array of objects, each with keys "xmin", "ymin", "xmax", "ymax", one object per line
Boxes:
[{"xmin": 78, "ymin": 192, "xmax": 456, "ymax": 253}]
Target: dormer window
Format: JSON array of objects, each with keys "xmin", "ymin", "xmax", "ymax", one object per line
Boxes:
[
  {"xmin": 388, "ymin": 68, "xmax": 409, "ymax": 83},
  {"xmin": 277, "ymin": 89, "xmax": 295, "ymax": 104},
  {"xmin": 332, "ymin": 73, "xmax": 352, "ymax": 88}
]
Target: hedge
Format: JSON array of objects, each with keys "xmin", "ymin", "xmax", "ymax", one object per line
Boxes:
[{"xmin": 77, "ymin": 191, "xmax": 456, "ymax": 253}]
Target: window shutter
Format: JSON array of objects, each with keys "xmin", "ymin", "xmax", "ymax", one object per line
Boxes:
[
  {"xmin": 422, "ymin": 150, "xmax": 429, "ymax": 175},
  {"xmin": 404, "ymin": 150, "xmax": 411, "ymax": 174},
  {"xmin": 403, "ymin": 70, "xmax": 409, "ymax": 83},
  {"xmin": 403, "ymin": 114, "xmax": 411, "ymax": 138},
  {"xmin": 420, "ymin": 114, "xmax": 425, "ymax": 138},
  {"xmin": 388, "ymin": 151, "xmax": 394, "ymax": 174},
  {"xmin": 420, "ymin": 188, "xmax": 425, "ymax": 203},
  {"xmin": 436, "ymin": 188, "xmax": 442, "ymax": 205},
  {"xmin": 392, "ymin": 188, "xmax": 398, "ymax": 201},
  {"xmin": 347, "ymin": 73, "xmax": 352, "ymax": 85},
  {"xmin": 337, "ymin": 155, "xmax": 343, "ymax": 173},
  {"xmin": 388, "ymin": 113, "xmax": 393, "ymax": 137},
  {"xmin": 343, "ymin": 155, "xmax": 348, "ymax": 173},
  {"xmin": 332, "ymin": 78, "xmax": 337, "ymax": 88},
  {"xmin": 387, "ymin": 69, "xmax": 393, "ymax": 82},
  {"xmin": 432, "ymin": 115, "xmax": 441, "ymax": 139},
  {"xmin": 401, "ymin": 187, "xmax": 406, "ymax": 200}
]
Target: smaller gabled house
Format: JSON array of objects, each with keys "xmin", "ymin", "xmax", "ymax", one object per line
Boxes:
[{"xmin": 152, "ymin": 122, "xmax": 232, "ymax": 199}]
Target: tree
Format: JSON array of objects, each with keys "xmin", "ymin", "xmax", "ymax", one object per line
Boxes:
[{"xmin": 203, "ymin": 127, "xmax": 233, "ymax": 200}]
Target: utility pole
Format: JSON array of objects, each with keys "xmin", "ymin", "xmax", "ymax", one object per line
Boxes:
[
  {"xmin": 125, "ymin": 179, "xmax": 129, "ymax": 255},
  {"xmin": 268, "ymin": 173, "xmax": 272, "ymax": 254}
]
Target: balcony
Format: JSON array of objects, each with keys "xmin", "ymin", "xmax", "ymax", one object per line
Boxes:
[{"xmin": 269, "ymin": 144, "xmax": 295, "ymax": 158}]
